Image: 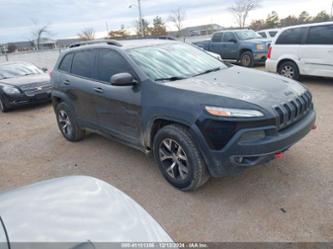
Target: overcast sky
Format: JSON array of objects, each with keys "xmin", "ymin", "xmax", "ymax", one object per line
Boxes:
[{"xmin": 0, "ymin": 0, "xmax": 331, "ymax": 42}]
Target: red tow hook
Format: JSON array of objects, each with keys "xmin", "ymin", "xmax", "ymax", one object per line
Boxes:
[
  {"xmin": 275, "ymin": 152, "xmax": 284, "ymax": 159},
  {"xmin": 312, "ymin": 124, "xmax": 317, "ymax": 130}
]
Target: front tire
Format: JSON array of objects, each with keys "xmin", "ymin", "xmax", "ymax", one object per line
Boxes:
[
  {"xmin": 278, "ymin": 61, "xmax": 300, "ymax": 80},
  {"xmin": 55, "ymin": 102, "xmax": 85, "ymax": 142},
  {"xmin": 0, "ymin": 96, "xmax": 9, "ymax": 113},
  {"xmin": 240, "ymin": 51, "xmax": 255, "ymax": 67},
  {"xmin": 153, "ymin": 125, "xmax": 209, "ymax": 191}
]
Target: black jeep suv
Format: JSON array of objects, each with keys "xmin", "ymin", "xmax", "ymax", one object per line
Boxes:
[{"xmin": 51, "ymin": 39, "xmax": 316, "ymax": 191}]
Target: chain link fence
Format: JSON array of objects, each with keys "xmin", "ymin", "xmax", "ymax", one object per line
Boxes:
[{"xmin": 0, "ymin": 49, "xmax": 63, "ymax": 70}]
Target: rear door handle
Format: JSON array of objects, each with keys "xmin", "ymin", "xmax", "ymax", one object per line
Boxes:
[
  {"xmin": 63, "ymin": 79, "xmax": 71, "ymax": 85},
  {"xmin": 94, "ymin": 87, "xmax": 104, "ymax": 93}
]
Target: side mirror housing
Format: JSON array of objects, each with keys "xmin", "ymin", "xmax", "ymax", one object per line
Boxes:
[
  {"xmin": 229, "ymin": 39, "xmax": 237, "ymax": 43},
  {"xmin": 111, "ymin": 73, "xmax": 137, "ymax": 86},
  {"xmin": 41, "ymin": 67, "xmax": 48, "ymax": 72}
]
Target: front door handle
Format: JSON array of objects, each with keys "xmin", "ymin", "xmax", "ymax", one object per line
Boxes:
[
  {"xmin": 63, "ymin": 79, "xmax": 71, "ymax": 85},
  {"xmin": 94, "ymin": 87, "xmax": 104, "ymax": 93}
]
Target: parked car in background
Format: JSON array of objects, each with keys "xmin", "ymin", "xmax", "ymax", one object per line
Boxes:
[
  {"xmin": 194, "ymin": 29, "xmax": 270, "ymax": 67},
  {"xmin": 266, "ymin": 22, "xmax": 333, "ymax": 80},
  {"xmin": 51, "ymin": 39, "xmax": 315, "ymax": 191},
  {"xmin": 0, "ymin": 176, "xmax": 173, "ymax": 246},
  {"xmin": 0, "ymin": 62, "xmax": 51, "ymax": 112},
  {"xmin": 257, "ymin": 29, "xmax": 279, "ymax": 40}
]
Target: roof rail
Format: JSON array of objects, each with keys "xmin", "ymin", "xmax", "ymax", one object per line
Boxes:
[{"xmin": 68, "ymin": 39, "xmax": 122, "ymax": 48}]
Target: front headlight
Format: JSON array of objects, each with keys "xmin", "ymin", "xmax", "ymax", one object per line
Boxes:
[
  {"xmin": 256, "ymin": 44, "xmax": 266, "ymax": 51},
  {"xmin": 2, "ymin": 86, "xmax": 21, "ymax": 95},
  {"xmin": 205, "ymin": 106, "xmax": 264, "ymax": 118}
]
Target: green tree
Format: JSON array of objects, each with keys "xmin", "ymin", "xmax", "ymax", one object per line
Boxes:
[
  {"xmin": 265, "ymin": 11, "xmax": 279, "ymax": 28},
  {"xmin": 312, "ymin": 11, "xmax": 330, "ymax": 22},
  {"xmin": 137, "ymin": 18, "xmax": 152, "ymax": 36},
  {"xmin": 151, "ymin": 16, "xmax": 167, "ymax": 36},
  {"xmin": 298, "ymin": 11, "xmax": 311, "ymax": 24},
  {"xmin": 280, "ymin": 15, "xmax": 298, "ymax": 27}
]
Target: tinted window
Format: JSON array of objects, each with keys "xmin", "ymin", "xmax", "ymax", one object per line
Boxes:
[
  {"xmin": 306, "ymin": 25, "xmax": 333, "ymax": 45},
  {"xmin": 59, "ymin": 53, "xmax": 73, "ymax": 72},
  {"xmin": 222, "ymin": 32, "xmax": 236, "ymax": 42},
  {"xmin": 96, "ymin": 49, "xmax": 133, "ymax": 83},
  {"xmin": 71, "ymin": 50, "xmax": 95, "ymax": 78},
  {"xmin": 259, "ymin": 32, "xmax": 267, "ymax": 38},
  {"xmin": 212, "ymin": 33, "xmax": 223, "ymax": 42},
  {"xmin": 269, "ymin": 31, "xmax": 278, "ymax": 37},
  {"xmin": 276, "ymin": 27, "xmax": 307, "ymax": 45}
]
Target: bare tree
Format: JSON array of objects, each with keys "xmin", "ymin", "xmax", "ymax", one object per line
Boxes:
[
  {"xmin": 229, "ymin": 0, "xmax": 261, "ymax": 28},
  {"xmin": 78, "ymin": 28, "xmax": 96, "ymax": 41},
  {"xmin": 31, "ymin": 20, "xmax": 51, "ymax": 50},
  {"xmin": 169, "ymin": 8, "xmax": 186, "ymax": 37}
]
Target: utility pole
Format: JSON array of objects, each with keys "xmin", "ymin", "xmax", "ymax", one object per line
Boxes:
[
  {"xmin": 130, "ymin": 0, "xmax": 144, "ymax": 38},
  {"xmin": 138, "ymin": 0, "xmax": 144, "ymax": 37}
]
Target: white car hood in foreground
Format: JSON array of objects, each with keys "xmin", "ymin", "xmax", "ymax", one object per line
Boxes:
[{"xmin": 0, "ymin": 176, "xmax": 172, "ymax": 243}]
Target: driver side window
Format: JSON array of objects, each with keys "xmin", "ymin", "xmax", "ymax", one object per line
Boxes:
[
  {"xmin": 222, "ymin": 32, "xmax": 236, "ymax": 42},
  {"xmin": 96, "ymin": 49, "xmax": 134, "ymax": 83}
]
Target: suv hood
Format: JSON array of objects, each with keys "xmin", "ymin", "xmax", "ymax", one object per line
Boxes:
[
  {"xmin": 164, "ymin": 66, "xmax": 307, "ymax": 109},
  {"xmin": 0, "ymin": 176, "xmax": 172, "ymax": 243},
  {"xmin": 0, "ymin": 74, "xmax": 50, "ymax": 87}
]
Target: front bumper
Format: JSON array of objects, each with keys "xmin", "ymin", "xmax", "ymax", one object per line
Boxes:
[
  {"xmin": 191, "ymin": 110, "xmax": 316, "ymax": 177},
  {"xmin": 253, "ymin": 52, "xmax": 267, "ymax": 63},
  {"xmin": 2, "ymin": 91, "xmax": 51, "ymax": 108}
]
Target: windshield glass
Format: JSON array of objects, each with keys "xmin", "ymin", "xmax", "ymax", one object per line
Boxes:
[
  {"xmin": 128, "ymin": 43, "xmax": 227, "ymax": 81},
  {"xmin": 235, "ymin": 30, "xmax": 262, "ymax": 40},
  {"xmin": 0, "ymin": 63, "xmax": 43, "ymax": 80}
]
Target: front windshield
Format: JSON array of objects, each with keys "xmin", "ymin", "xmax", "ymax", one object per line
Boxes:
[
  {"xmin": 128, "ymin": 43, "xmax": 227, "ymax": 81},
  {"xmin": 0, "ymin": 63, "xmax": 43, "ymax": 80},
  {"xmin": 235, "ymin": 30, "xmax": 262, "ymax": 40}
]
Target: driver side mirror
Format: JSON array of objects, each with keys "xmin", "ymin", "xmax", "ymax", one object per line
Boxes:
[
  {"xmin": 41, "ymin": 67, "xmax": 48, "ymax": 72},
  {"xmin": 229, "ymin": 39, "xmax": 237, "ymax": 43},
  {"xmin": 111, "ymin": 73, "xmax": 137, "ymax": 86}
]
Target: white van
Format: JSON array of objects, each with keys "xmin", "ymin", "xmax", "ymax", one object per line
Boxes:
[{"xmin": 266, "ymin": 22, "xmax": 333, "ymax": 80}]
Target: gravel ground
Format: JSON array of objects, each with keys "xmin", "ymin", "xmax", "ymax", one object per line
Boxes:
[{"xmin": 0, "ymin": 71, "xmax": 332, "ymax": 242}]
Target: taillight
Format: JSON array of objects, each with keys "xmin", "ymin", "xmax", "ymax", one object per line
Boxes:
[{"xmin": 267, "ymin": 46, "xmax": 272, "ymax": 59}]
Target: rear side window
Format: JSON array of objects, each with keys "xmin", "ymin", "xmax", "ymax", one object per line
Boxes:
[
  {"xmin": 306, "ymin": 25, "xmax": 333, "ymax": 45},
  {"xmin": 276, "ymin": 27, "xmax": 307, "ymax": 45},
  {"xmin": 269, "ymin": 31, "xmax": 277, "ymax": 37},
  {"xmin": 222, "ymin": 32, "xmax": 236, "ymax": 42},
  {"xmin": 96, "ymin": 49, "xmax": 133, "ymax": 83},
  {"xmin": 259, "ymin": 32, "xmax": 267, "ymax": 38},
  {"xmin": 71, "ymin": 50, "xmax": 95, "ymax": 78},
  {"xmin": 212, "ymin": 33, "xmax": 223, "ymax": 42},
  {"xmin": 58, "ymin": 53, "xmax": 73, "ymax": 72}
]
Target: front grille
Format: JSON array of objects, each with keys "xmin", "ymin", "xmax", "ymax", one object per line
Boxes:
[
  {"xmin": 274, "ymin": 91, "xmax": 313, "ymax": 130},
  {"xmin": 20, "ymin": 82, "xmax": 52, "ymax": 96}
]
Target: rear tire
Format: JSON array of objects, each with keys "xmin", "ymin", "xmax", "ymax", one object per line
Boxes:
[
  {"xmin": 0, "ymin": 96, "xmax": 9, "ymax": 113},
  {"xmin": 55, "ymin": 102, "xmax": 85, "ymax": 142},
  {"xmin": 153, "ymin": 124, "xmax": 209, "ymax": 191},
  {"xmin": 278, "ymin": 61, "xmax": 300, "ymax": 80},
  {"xmin": 240, "ymin": 51, "xmax": 255, "ymax": 67}
]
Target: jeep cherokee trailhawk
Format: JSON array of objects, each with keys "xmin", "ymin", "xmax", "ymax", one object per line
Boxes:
[{"xmin": 51, "ymin": 39, "xmax": 316, "ymax": 191}]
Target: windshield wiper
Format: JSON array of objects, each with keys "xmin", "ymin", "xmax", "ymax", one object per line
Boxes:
[
  {"xmin": 155, "ymin": 76, "xmax": 187, "ymax": 82},
  {"xmin": 194, "ymin": 67, "xmax": 221, "ymax": 77}
]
